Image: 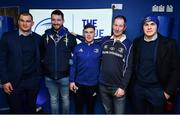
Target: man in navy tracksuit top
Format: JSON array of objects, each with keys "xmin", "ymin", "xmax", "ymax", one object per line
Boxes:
[
  {"xmin": 69, "ymin": 24, "xmax": 102, "ymax": 114},
  {"xmin": 98, "ymin": 15, "xmax": 133, "ymax": 114},
  {"xmin": 41, "ymin": 10, "xmax": 77, "ymax": 114}
]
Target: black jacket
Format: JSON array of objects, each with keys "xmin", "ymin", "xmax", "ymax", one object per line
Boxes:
[
  {"xmin": 0, "ymin": 30, "xmax": 42, "ymax": 88},
  {"xmin": 41, "ymin": 27, "xmax": 77, "ymax": 80},
  {"xmin": 132, "ymin": 33, "xmax": 180, "ymax": 95}
]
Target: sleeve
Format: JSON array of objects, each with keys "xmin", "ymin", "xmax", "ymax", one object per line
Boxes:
[
  {"xmin": 75, "ymin": 34, "xmax": 84, "ymax": 42},
  {"xmin": 120, "ymin": 44, "xmax": 133, "ymax": 90},
  {"xmin": 165, "ymin": 40, "xmax": 180, "ymax": 95},
  {"xmin": 69, "ymin": 46, "xmax": 78, "ymax": 82},
  {"xmin": 39, "ymin": 34, "xmax": 47, "ymax": 76},
  {"xmin": 68, "ymin": 33, "xmax": 77, "ymax": 53},
  {"xmin": 0, "ymin": 33, "xmax": 9, "ymax": 84},
  {"xmin": 40, "ymin": 34, "xmax": 47, "ymax": 61}
]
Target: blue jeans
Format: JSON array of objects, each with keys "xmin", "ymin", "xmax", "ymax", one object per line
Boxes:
[
  {"xmin": 45, "ymin": 77, "xmax": 69, "ymax": 114},
  {"xmin": 99, "ymin": 84, "xmax": 126, "ymax": 114}
]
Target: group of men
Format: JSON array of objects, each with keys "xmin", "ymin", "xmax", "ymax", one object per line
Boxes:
[{"xmin": 0, "ymin": 9, "xmax": 179, "ymax": 114}]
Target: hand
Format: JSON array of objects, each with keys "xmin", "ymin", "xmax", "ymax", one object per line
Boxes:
[
  {"xmin": 114, "ymin": 88, "xmax": 125, "ymax": 97},
  {"xmin": 69, "ymin": 82, "xmax": 78, "ymax": 93},
  {"xmin": 3, "ymin": 82, "xmax": 13, "ymax": 95},
  {"xmin": 164, "ymin": 92, "xmax": 170, "ymax": 100}
]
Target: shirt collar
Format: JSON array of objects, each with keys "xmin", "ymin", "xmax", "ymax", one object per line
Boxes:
[
  {"xmin": 19, "ymin": 29, "xmax": 32, "ymax": 36},
  {"xmin": 110, "ymin": 34, "xmax": 126, "ymax": 42},
  {"xmin": 144, "ymin": 33, "xmax": 158, "ymax": 42},
  {"xmin": 85, "ymin": 40, "xmax": 94, "ymax": 46}
]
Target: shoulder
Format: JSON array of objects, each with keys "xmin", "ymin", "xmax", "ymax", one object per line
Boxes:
[
  {"xmin": 133, "ymin": 35, "xmax": 143, "ymax": 43},
  {"xmin": 44, "ymin": 29, "xmax": 52, "ymax": 35},
  {"xmin": 132, "ymin": 35, "xmax": 144, "ymax": 47},
  {"xmin": 158, "ymin": 33, "xmax": 177, "ymax": 45},
  {"xmin": 2, "ymin": 30, "xmax": 18, "ymax": 37},
  {"xmin": 75, "ymin": 43, "xmax": 83, "ymax": 49},
  {"xmin": 74, "ymin": 43, "xmax": 83, "ymax": 52},
  {"xmin": 102, "ymin": 36, "xmax": 111, "ymax": 40},
  {"xmin": 32, "ymin": 32, "xmax": 41, "ymax": 38},
  {"xmin": 0, "ymin": 30, "xmax": 18, "ymax": 42}
]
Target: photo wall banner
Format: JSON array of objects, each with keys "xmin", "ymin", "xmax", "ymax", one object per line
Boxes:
[{"xmin": 30, "ymin": 9, "xmax": 113, "ymax": 39}]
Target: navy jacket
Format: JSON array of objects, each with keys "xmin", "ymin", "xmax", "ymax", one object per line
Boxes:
[
  {"xmin": 98, "ymin": 36, "xmax": 133, "ymax": 90},
  {"xmin": 0, "ymin": 30, "xmax": 42, "ymax": 88},
  {"xmin": 41, "ymin": 27, "xmax": 77, "ymax": 80},
  {"xmin": 132, "ymin": 33, "xmax": 180, "ymax": 95}
]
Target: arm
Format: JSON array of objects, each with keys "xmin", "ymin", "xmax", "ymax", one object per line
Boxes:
[
  {"xmin": 71, "ymin": 32, "xmax": 84, "ymax": 42},
  {"xmin": 114, "ymin": 45, "xmax": 133, "ymax": 97},
  {"xmin": 0, "ymin": 33, "xmax": 14, "ymax": 94},
  {"xmin": 0, "ymin": 33, "xmax": 9, "ymax": 84},
  {"xmin": 39, "ymin": 34, "xmax": 47, "ymax": 76},
  {"xmin": 165, "ymin": 40, "xmax": 180, "ymax": 96},
  {"xmin": 120, "ymin": 45, "xmax": 133, "ymax": 90},
  {"xmin": 69, "ymin": 47, "xmax": 78, "ymax": 92}
]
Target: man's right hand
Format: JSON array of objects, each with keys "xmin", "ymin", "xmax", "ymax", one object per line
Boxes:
[
  {"xmin": 69, "ymin": 82, "xmax": 78, "ymax": 93},
  {"xmin": 3, "ymin": 82, "xmax": 13, "ymax": 95}
]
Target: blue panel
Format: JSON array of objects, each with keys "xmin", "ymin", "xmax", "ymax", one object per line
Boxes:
[
  {"xmin": 158, "ymin": 16, "xmax": 173, "ymax": 38},
  {"xmin": 0, "ymin": 16, "xmax": 14, "ymax": 39}
]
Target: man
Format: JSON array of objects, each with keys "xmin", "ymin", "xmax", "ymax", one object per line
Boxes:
[
  {"xmin": 69, "ymin": 24, "xmax": 101, "ymax": 114},
  {"xmin": 98, "ymin": 15, "xmax": 133, "ymax": 114},
  {"xmin": 0, "ymin": 12, "xmax": 42, "ymax": 113},
  {"xmin": 41, "ymin": 9, "xmax": 77, "ymax": 114},
  {"xmin": 131, "ymin": 15, "xmax": 180, "ymax": 113}
]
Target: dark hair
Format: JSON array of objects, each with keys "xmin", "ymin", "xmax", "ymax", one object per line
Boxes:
[
  {"xmin": 113, "ymin": 15, "xmax": 127, "ymax": 25},
  {"xmin": 84, "ymin": 23, "xmax": 95, "ymax": 31},
  {"xmin": 51, "ymin": 9, "xmax": 64, "ymax": 20},
  {"xmin": 18, "ymin": 12, "xmax": 33, "ymax": 21}
]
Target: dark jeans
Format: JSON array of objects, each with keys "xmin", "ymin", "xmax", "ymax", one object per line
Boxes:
[
  {"xmin": 6, "ymin": 80, "xmax": 39, "ymax": 113},
  {"xmin": 74, "ymin": 83, "xmax": 97, "ymax": 114},
  {"xmin": 132, "ymin": 83, "xmax": 166, "ymax": 113}
]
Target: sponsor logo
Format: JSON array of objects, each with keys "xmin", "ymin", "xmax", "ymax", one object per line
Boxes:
[{"xmin": 94, "ymin": 48, "xmax": 99, "ymax": 53}]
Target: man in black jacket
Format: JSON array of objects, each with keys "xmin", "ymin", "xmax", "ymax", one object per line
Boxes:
[
  {"xmin": 131, "ymin": 15, "xmax": 180, "ymax": 113},
  {"xmin": 0, "ymin": 12, "xmax": 42, "ymax": 113},
  {"xmin": 41, "ymin": 9, "xmax": 77, "ymax": 114}
]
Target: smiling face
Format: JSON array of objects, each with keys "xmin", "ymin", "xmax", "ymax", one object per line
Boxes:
[
  {"xmin": 143, "ymin": 21, "xmax": 158, "ymax": 39},
  {"xmin": 51, "ymin": 14, "xmax": 64, "ymax": 31}
]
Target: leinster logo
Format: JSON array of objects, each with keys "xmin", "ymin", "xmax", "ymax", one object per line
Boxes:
[
  {"xmin": 118, "ymin": 48, "xmax": 124, "ymax": 53},
  {"xmin": 33, "ymin": 18, "xmax": 51, "ymax": 35},
  {"xmin": 94, "ymin": 48, "xmax": 99, "ymax": 53},
  {"xmin": 103, "ymin": 45, "xmax": 108, "ymax": 49}
]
